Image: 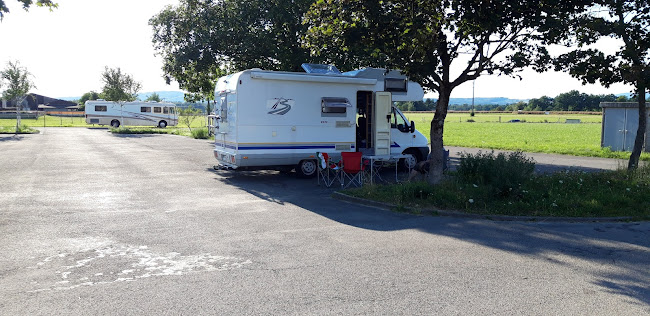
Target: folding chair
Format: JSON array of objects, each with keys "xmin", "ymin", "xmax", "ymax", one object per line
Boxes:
[
  {"xmin": 317, "ymin": 152, "xmax": 342, "ymax": 187},
  {"xmin": 340, "ymin": 151, "xmax": 366, "ymax": 188}
]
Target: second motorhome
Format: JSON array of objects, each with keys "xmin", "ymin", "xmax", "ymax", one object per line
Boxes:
[
  {"xmin": 85, "ymin": 100, "xmax": 178, "ymax": 128},
  {"xmin": 211, "ymin": 64, "xmax": 430, "ymax": 177}
]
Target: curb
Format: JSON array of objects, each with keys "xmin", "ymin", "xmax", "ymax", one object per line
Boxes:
[{"xmin": 332, "ymin": 191, "xmax": 641, "ymax": 223}]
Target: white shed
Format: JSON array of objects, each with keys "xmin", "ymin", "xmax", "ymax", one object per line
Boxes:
[{"xmin": 600, "ymin": 102, "xmax": 650, "ymax": 152}]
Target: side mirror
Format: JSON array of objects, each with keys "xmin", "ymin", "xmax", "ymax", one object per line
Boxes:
[{"xmin": 410, "ymin": 121, "xmax": 416, "ymax": 133}]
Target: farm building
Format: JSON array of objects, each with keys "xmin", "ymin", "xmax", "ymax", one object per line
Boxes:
[{"xmin": 1, "ymin": 93, "xmax": 78, "ymax": 112}]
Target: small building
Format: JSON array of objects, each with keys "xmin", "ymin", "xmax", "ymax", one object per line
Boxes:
[{"xmin": 600, "ymin": 102, "xmax": 650, "ymax": 152}]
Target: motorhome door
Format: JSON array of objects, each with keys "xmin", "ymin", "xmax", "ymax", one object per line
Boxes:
[{"xmin": 373, "ymin": 92, "xmax": 392, "ymax": 155}]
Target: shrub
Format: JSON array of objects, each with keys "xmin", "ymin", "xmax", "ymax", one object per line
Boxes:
[
  {"xmin": 456, "ymin": 150, "xmax": 535, "ymax": 198},
  {"xmin": 191, "ymin": 127, "xmax": 209, "ymax": 139}
]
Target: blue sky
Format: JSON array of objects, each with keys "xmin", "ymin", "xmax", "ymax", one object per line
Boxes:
[{"xmin": 0, "ymin": 0, "xmax": 634, "ymax": 99}]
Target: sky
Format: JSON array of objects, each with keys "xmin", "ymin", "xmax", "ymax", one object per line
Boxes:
[{"xmin": 0, "ymin": 0, "xmax": 635, "ymax": 100}]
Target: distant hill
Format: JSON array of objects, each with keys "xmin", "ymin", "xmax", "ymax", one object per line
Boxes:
[{"xmin": 138, "ymin": 91, "xmax": 185, "ymax": 102}]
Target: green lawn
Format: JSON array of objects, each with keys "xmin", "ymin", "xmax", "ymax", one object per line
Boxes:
[{"xmin": 404, "ymin": 112, "xmax": 649, "ymax": 161}]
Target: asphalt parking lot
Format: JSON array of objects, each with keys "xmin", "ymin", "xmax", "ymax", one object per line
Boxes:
[{"xmin": 0, "ymin": 128, "xmax": 648, "ymax": 315}]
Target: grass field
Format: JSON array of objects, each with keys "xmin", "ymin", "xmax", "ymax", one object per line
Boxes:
[{"xmin": 404, "ymin": 112, "xmax": 650, "ymax": 161}]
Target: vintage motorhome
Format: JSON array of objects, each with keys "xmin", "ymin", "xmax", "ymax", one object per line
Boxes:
[
  {"xmin": 211, "ymin": 64, "xmax": 429, "ymax": 177},
  {"xmin": 85, "ymin": 100, "xmax": 178, "ymax": 128}
]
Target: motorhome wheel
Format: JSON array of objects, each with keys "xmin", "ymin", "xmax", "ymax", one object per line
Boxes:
[
  {"xmin": 110, "ymin": 120, "xmax": 120, "ymax": 128},
  {"xmin": 401, "ymin": 149, "xmax": 420, "ymax": 170},
  {"xmin": 158, "ymin": 120, "xmax": 167, "ymax": 128},
  {"xmin": 296, "ymin": 159, "xmax": 317, "ymax": 178}
]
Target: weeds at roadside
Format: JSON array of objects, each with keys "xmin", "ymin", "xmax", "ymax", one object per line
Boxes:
[
  {"xmin": 109, "ymin": 126, "xmax": 213, "ymax": 140},
  {"xmin": 0, "ymin": 125, "xmax": 39, "ymax": 134},
  {"xmin": 345, "ymin": 152, "xmax": 650, "ymax": 218}
]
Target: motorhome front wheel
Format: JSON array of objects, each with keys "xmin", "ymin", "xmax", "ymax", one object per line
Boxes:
[
  {"xmin": 401, "ymin": 150, "xmax": 420, "ymax": 170},
  {"xmin": 110, "ymin": 120, "xmax": 120, "ymax": 128},
  {"xmin": 158, "ymin": 120, "xmax": 167, "ymax": 128}
]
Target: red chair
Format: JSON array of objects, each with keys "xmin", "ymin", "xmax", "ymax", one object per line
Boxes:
[
  {"xmin": 340, "ymin": 152, "xmax": 365, "ymax": 188},
  {"xmin": 317, "ymin": 152, "xmax": 342, "ymax": 187}
]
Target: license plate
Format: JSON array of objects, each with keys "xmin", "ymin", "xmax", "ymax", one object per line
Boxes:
[{"xmin": 216, "ymin": 152, "xmax": 235, "ymax": 164}]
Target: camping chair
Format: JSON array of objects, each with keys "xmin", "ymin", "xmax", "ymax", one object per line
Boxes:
[
  {"xmin": 340, "ymin": 151, "xmax": 366, "ymax": 188},
  {"xmin": 317, "ymin": 152, "xmax": 342, "ymax": 187}
]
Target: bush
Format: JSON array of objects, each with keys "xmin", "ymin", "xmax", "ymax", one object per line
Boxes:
[
  {"xmin": 0, "ymin": 124, "xmax": 38, "ymax": 134},
  {"xmin": 191, "ymin": 127, "xmax": 209, "ymax": 139},
  {"xmin": 456, "ymin": 150, "xmax": 535, "ymax": 198}
]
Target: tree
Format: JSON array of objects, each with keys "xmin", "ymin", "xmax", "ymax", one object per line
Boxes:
[
  {"xmin": 527, "ymin": 96, "xmax": 554, "ymax": 111},
  {"xmin": 1, "ymin": 60, "xmax": 35, "ymax": 133},
  {"xmin": 555, "ymin": 0, "xmax": 650, "ymax": 170},
  {"xmin": 554, "ymin": 90, "xmax": 585, "ymax": 111},
  {"xmin": 150, "ymin": 0, "xmax": 319, "ymax": 98},
  {"xmin": 178, "ymin": 105, "xmax": 202, "ymax": 132},
  {"xmin": 304, "ymin": 0, "xmax": 590, "ymax": 184},
  {"xmin": 79, "ymin": 90, "xmax": 99, "ymax": 105},
  {"xmin": 0, "ymin": 0, "xmax": 57, "ymax": 20},
  {"xmin": 145, "ymin": 92, "xmax": 162, "ymax": 102},
  {"xmin": 100, "ymin": 67, "xmax": 141, "ymax": 102}
]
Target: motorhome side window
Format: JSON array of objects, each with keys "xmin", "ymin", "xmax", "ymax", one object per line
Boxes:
[
  {"xmin": 141, "ymin": 107, "xmax": 151, "ymax": 113},
  {"xmin": 95, "ymin": 105, "xmax": 107, "ymax": 112},
  {"xmin": 321, "ymin": 97, "xmax": 350, "ymax": 116},
  {"xmin": 153, "ymin": 107, "xmax": 162, "ymax": 113},
  {"xmin": 163, "ymin": 107, "xmax": 169, "ymax": 114}
]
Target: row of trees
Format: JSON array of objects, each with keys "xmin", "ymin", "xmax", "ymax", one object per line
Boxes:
[{"xmin": 397, "ymin": 91, "xmax": 637, "ymax": 112}]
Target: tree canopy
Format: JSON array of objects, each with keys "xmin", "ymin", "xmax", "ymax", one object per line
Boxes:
[
  {"xmin": 304, "ymin": 0, "xmax": 591, "ymax": 184},
  {"xmin": 145, "ymin": 92, "xmax": 162, "ymax": 102},
  {"xmin": 149, "ymin": 0, "xmax": 319, "ymax": 98},
  {"xmin": 555, "ymin": 0, "xmax": 650, "ymax": 169},
  {"xmin": 0, "ymin": 0, "xmax": 57, "ymax": 20},
  {"xmin": 100, "ymin": 67, "xmax": 142, "ymax": 102},
  {"xmin": 1, "ymin": 60, "xmax": 34, "ymax": 102}
]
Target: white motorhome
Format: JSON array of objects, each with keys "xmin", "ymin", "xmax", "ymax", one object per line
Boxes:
[
  {"xmin": 212, "ymin": 64, "xmax": 429, "ymax": 177},
  {"xmin": 85, "ymin": 100, "xmax": 178, "ymax": 128}
]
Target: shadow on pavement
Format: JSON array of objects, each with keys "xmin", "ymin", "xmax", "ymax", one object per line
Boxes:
[
  {"xmin": 212, "ymin": 168, "xmax": 650, "ymax": 309},
  {"xmin": 0, "ymin": 134, "xmax": 25, "ymax": 142}
]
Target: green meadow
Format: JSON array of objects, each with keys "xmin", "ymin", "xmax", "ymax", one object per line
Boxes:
[{"xmin": 404, "ymin": 112, "xmax": 649, "ymax": 161}]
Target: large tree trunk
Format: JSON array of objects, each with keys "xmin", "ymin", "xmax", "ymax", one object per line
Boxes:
[
  {"xmin": 628, "ymin": 82, "xmax": 647, "ymax": 170},
  {"xmin": 427, "ymin": 86, "xmax": 451, "ymax": 184}
]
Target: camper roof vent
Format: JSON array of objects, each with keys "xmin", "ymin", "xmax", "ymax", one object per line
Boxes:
[{"xmin": 301, "ymin": 63, "xmax": 341, "ymax": 75}]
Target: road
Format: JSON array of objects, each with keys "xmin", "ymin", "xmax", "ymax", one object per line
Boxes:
[{"xmin": 0, "ymin": 128, "xmax": 648, "ymax": 315}]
